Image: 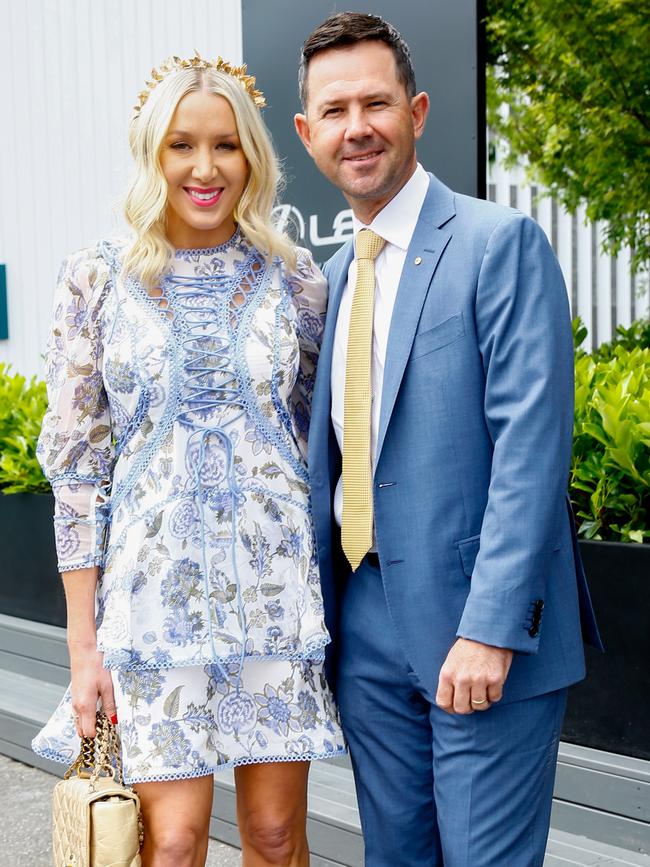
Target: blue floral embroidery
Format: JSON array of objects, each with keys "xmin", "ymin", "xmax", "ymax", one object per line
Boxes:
[
  {"xmin": 149, "ymin": 720, "xmax": 193, "ymax": 767},
  {"xmin": 160, "ymin": 558, "xmax": 203, "ymax": 609},
  {"xmin": 217, "ymin": 690, "xmax": 257, "ymax": 735},
  {"xmin": 117, "ymin": 669, "xmax": 165, "ymax": 708},
  {"xmin": 104, "ymin": 358, "xmax": 137, "ymax": 394},
  {"xmin": 265, "ymin": 601, "xmax": 284, "ymax": 622}
]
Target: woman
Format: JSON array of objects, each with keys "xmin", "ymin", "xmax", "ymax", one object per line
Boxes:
[{"xmin": 33, "ymin": 53, "xmax": 344, "ymax": 867}]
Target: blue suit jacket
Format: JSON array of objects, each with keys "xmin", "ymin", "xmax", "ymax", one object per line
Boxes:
[{"xmin": 309, "ymin": 173, "xmax": 602, "ymax": 704}]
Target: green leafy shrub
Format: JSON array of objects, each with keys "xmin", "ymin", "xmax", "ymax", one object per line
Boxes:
[
  {"xmin": 0, "ymin": 363, "xmax": 50, "ymax": 494},
  {"xmin": 571, "ymin": 320, "xmax": 650, "ymax": 543},
  {"xmin": 590, "ymin": 319, "xmax": 650, "ymax": 361}
]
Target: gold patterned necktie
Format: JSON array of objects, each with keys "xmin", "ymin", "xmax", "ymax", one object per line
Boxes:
[{"xmin": 341, "ymin": 228, "xmax": 386, "ymax": 572}]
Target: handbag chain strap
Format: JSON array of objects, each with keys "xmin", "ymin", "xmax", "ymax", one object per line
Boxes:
[{"xmin": 64, "ymin": 712, "xmax": 125, "ymax": 787}]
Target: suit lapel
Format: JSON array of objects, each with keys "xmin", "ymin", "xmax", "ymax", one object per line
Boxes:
[
  {"xmin": 308, "ymin": 242, "xmax": 353, "ymax": 475},
  {"xmin": 376, "ymin": 176, "xmax": 456, "ymax": 461}
]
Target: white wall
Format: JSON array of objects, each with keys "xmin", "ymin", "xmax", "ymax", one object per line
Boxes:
[{"xmin": 0, "ymin": 0, "xmax": 242, "ymax": 377}]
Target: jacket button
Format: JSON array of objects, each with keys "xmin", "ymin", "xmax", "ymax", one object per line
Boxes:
[{"xmin": 528, "ymin": 624, "xmax": 539, "ymax": 638}]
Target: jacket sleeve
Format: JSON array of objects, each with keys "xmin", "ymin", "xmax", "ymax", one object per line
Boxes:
[
  {"xmin": 456, "ymin": 213, "xmax": 574, "ymax": 653},
  {"xmin": 37, "ymin": 248, "xmax": 115, "ymax": 572},
  {"xmin": 287, "ymin": 248, "xmax": 328, "ymax": 462}
]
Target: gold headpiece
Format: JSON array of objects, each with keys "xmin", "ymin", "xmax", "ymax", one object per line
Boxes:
[{"xmin": 133, "ymin": 50, "xmax": 266, "ymax": 116}]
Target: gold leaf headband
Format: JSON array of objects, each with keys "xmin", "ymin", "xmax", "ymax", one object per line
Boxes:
[{"xmin": 133, "ymin": 50, "xmax": 266, "ymax": 116}]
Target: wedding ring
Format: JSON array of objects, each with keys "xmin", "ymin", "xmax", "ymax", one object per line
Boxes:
[{"xmin": 471, "ymin": 698, "xmax": 488, "ymax": 705}]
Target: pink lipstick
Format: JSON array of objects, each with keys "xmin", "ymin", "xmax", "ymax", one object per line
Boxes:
[{"xmin": 184, "ymin": 186, "xmax": 223, "ymax": 208}]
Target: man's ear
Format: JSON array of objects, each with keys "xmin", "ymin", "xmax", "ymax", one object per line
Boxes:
[
  {"xmin": 411, "ymin": 91, "xmax": 430, "ymax": 141},
  {"xmin": 294, "ymin": 113, "xmax": 312, "ymax": 154}
]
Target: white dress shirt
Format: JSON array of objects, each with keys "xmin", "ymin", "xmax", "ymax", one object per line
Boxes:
[{"xmin": 331, "ymin": 163, "xmax": 430, "ymax": 527}]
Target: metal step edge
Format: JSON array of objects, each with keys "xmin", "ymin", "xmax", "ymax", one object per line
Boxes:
[
  {"xmin": 0, "ymin": 614, "xmax": 68, "ymax": 668},
  {"xmin": 552, "ymin": 800, "xmax": 650, "ymax": 858},
  {"xmin": 559, "ymin": 742, "xmax": 650, "ymax": 784},
  {"xmin": 548, "ymin": 829, "xmax": 650, "ymax": 867}
]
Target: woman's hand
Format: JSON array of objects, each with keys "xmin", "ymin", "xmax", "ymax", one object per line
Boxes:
[{"xmin": 69, "ymin": 645, "xmax": 117, "ymax": 738}]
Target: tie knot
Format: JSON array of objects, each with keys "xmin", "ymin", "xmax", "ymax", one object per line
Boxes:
[{"xmin": 355, "ymin": 228, "xmax": 385, "ymax": 261}]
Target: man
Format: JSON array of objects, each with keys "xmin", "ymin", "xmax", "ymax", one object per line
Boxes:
[{"xmin": 294, "ymin": 12, "xmax": 602, "ymax": 867}]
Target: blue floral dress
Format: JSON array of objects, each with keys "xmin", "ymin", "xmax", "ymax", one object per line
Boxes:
[{"xmin": 32, "ymin": 231, "xmax": 345, "ymax": 783}]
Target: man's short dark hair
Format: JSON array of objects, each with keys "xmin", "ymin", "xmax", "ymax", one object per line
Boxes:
[{"xmin": 298, "ymin": 12, "xmax": 416, "ymax": 109}]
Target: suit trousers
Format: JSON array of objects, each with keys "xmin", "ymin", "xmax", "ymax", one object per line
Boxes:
[{"xmin": 337, "ymin": 556, "xmax": 568, "ymax": 867}]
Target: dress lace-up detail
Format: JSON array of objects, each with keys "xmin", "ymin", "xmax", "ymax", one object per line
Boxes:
[
  {"xmin": 155, "ymin": 252, "xmax": 266, "ymax": 682},
  {"xmin": 169, "ymin": 257, "xmax": 259, "ymax": 424}
]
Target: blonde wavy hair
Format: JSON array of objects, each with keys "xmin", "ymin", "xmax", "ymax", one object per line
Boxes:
[{"xmin": 122, "ymin": 65, "xmax": 296, "ymax": 288}]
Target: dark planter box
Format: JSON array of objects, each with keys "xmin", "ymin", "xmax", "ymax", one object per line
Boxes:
[
  {"xmin": 562, "ymin": 540, "xmax": 650, "ymax": 760},
  {"xmin": 0, "ymin": 492, "xmax": 65, "ymax": 627}
]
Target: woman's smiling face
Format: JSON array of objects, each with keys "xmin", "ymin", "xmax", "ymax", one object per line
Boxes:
[{"xmin": 160, "ymin": 89, "xmax": 248, "ymax": 249}]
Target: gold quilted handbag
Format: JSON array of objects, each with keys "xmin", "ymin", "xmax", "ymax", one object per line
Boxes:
[{"xmin": 52, "ymin": 712, "xmax": 143, "ymax": 867}]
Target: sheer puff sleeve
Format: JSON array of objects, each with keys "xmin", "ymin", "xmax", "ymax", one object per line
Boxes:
[
  {"xmin": 37, "ymin": 247, "xmax": 115, "ymax": 572},
  {"xmin": 286, "ymin": 248, "xmax": 328, "ymax": 461}
]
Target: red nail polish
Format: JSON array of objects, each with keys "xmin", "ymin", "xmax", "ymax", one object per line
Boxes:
[{"xmin": 110, "ymin": 713, "xmax": 118, "ymax": 726}]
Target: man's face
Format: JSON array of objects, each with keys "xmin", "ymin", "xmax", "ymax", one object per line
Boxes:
[{"xmin": 295, "ymin": 40, "xmax": 429, "ymax": 222}]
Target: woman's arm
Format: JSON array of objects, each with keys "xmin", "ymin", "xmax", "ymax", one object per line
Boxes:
[
  {"xmin": 38, "ymin": 249, "xmax": 116, "ymax": 573},
  {"xmin": 287, "ymin": 248, "xmax": 328, "ymax": 461},
  {"xmin": 63, "ymin": 566, "xmax": 117, "ymax": 738},
  {"xmin": 38, "ymin": 248, "xmax": 118, "ymax": 737}
]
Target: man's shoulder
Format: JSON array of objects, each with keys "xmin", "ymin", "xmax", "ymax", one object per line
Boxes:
[
  {"xmin": 455, "ymin": 191, "xmax": 517, "ymax": 226},
  {"xmin": 425, "ymin": 171, "xmax": 529, "ymax": 238},
  {"xmin": 452, "ymin": 191, "xmax": 554, "ymax": 260}
]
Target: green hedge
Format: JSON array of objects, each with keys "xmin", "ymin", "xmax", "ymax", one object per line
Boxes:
[
  {"xmin": 0, "ymin": 363, "xmax": 50, "ymax": 494},
  {"xmin": 571, "ymin": 320, "xmax": 650, "ymax": 543},
  {"xmin": 1, "ymin": 321, "xmax": 649, "ymax": 541}
]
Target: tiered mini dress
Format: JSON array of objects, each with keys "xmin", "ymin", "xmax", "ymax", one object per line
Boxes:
[{"xmin": 32, "ymin": 231, "xmax": 345, "ymax": 783}]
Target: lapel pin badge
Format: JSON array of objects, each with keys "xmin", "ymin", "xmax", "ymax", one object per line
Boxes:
[{"xmin": 414, "ymin": 256, "xmax": 422, "ymax": 265}]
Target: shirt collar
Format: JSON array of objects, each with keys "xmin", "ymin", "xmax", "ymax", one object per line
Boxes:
[{"xmin": 352, "ymin": 163, "xmax": 430, "ymax": 252}]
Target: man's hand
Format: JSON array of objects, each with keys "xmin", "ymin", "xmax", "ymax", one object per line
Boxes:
[{"xmin": 436, "ymin": 638, "xmax": 513, "ymax": 714}]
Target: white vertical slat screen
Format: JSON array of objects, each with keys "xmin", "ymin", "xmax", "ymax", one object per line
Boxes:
[
  {"xmin": 0, "ymin": 0, "xmax": 242, "ymax": 377},
  {"xmin": 576, "ymin": 204, "xmax": 593, "ymax": 343},
  {"xmin": 556, "ymin": 207, "xmax": 574, "ymax": 317},
  {"xmin": 487, "ymin": 133, "xmax": 647, "ymax": 352},
  {"xmin": 596, "ymin": 224, "xmax": 612, "ymax": 348},
  {"xmin": 617, "ymin": 247, "xmax": 633, "ymax": 329}
]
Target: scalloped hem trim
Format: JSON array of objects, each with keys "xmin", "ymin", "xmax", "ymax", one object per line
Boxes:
[
  {"xmin": 31, "ymin": 741, "xmax": 347, "ymax": 784},
  {"xmin": 99, "ymin": 642, "xmax": 329, "ymax": 671},
  {"xmin": 125, "ymin": 747, "xmax": 347, "ymax": 784},
  {"xmin": 58, "ymin": 557, "xmax": 104, "ymax": 573},
  {"xmin": 31, "ymin": 743, "xmax": 74, "ymax": 766}
]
